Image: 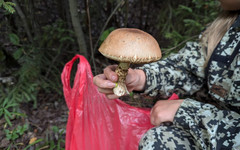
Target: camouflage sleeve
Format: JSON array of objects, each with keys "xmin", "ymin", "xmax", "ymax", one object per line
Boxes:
[
  {"xmin": 137, "ymin": 41, "xmax": 206, "ymax": 98},
  {"xmin": 173, "ymin": 99, "xmax": 240, "ymax": 149}
]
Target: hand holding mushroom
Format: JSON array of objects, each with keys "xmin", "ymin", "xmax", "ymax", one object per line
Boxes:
[
  {"xmin": 94, "ymin": 28, "xmax": 161, "ymax": 97},
  {"xmin": 93, "ymin": 65, "xmax": 147, "ymax": 99}
]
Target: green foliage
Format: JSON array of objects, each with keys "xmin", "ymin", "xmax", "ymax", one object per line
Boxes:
[
  {"xmin": 0, "ymin": 0, "xmax": 15, "ymax": 14},
  {"xmin": 9, "ymin": 33, "xmax": 20, "ymax": 46},
  {"xmin": 4, "ymin": 124, "xmax": 43, "ymax": 150},
  {"xmin": 0, "ymin": 18, "xmax": 71, "ymax": 149},
  {"xmin": 1, "ymin": 19, "xmax": 74, "ymax": 108},
  {"xmin": 99, "ymin": 27, "xmax": 115, "ymax": 45},
  {"xmin": 0, "ymin": 49, "xmax": 6, "ymax": 61},
  {"xmin": 35, "ymin": 126, "xmax": 65, "ymax": 150},
  {"xmin": 5, "ymin": 124, "xmax": 29, "ymax": 141},
  {"xmin": 0, "ymin": 97, "xmax": 18, "ymax": 126},
  {"xmin": 23, "ymin": 139, "xmax": 43, "ymax": 150},
  {"xmin": 50, "ymin": 126, "xmax": 65, "ymax": 150},
  {"xmin": 156, "ymin": 0, "xmax": 219, "ymax": 55},
  {"xmin": 2, "ymin": 38, "xmax": 40, "ymax": 108}
]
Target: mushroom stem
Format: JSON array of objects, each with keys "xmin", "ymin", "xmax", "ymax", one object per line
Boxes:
[{"xmin": 113, "ymin": 62, "xmax": 130, "ymax": 96}]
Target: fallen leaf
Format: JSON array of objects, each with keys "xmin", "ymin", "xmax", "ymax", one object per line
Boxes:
[{"xmin": 29, "ymin": 137, "xmax": 37, "ymax": 144}]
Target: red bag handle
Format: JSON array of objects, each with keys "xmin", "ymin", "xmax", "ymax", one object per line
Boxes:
[{"xmin": 61, "ymin": 54, "xmax": 89, "ymax": 108}]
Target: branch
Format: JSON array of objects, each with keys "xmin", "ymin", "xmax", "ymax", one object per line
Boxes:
[
  {"xmin": 12, "ymin": 0, "xmax": 33, "ymax": 42},
  {"xmin": 162, "ymin": 35, "xmax": 198, "ymax": 53},
  {"xmin": 93, "ymin": 0, "xmax": 125, "ymax": 54},
  {"xmin": 85, "ymin": 0, "xmax": 97, "ymax": 74}
]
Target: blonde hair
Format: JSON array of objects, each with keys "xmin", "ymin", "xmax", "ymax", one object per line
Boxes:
[{"xmin": 201, "ymin": 11, "xmax": 238, "ymax": 65}]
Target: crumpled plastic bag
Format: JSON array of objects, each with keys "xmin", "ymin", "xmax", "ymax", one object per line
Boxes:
[{"xmin": 61, "ymin": 55, "xmax": 178, "ymax": 150}]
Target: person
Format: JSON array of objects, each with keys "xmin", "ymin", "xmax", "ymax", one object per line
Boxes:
[{"xmin": 93, "ymin": 0, "xmax": 240, "ymax": 149}]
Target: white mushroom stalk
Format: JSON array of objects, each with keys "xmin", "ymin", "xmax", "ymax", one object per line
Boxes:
[{"xmin": 113, "ymin": 62, "xmax": 130, "ymax": 96}]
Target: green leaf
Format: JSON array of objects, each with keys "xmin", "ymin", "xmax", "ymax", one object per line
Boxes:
[
  {"xmin": 99, "ymin": 27, "xmax": 115, "ymax": 44},
  {"xmin": 60, "ymin": 37, "xmax": 74, "ymax": 42},
  {"xmin": 5, "ymin": 102, "xmax": 18, "ymax": 109},
  {"xmin": 23, "ymin": 139, "xmax": 43, "ymax": 150},
  {"xmin": 129, "ymin": 92, "xmax": 134, "ymax": 97},
  {"xmin": 0, "ymin": 0, "xmax": 3, "ymax": 7},
  {"xmin": 5, "ymin": 2, "xmax": 15, "ymax": 6},
  {"xmin": 4, "ymin": 109, "xmax": 12, "ymax": 118},
  {"xmin": 5, "ymin": 129, "xmax": 12, "ymax": 140},
  {"xmin": 19, "ymin": 124, "xmax": 28, "ymax": 134},
  {"xmin": 9, "ymin": 33, "xmax": 20, "ymax": 45},
  {"xmin": 13, "ymin": 48, "xmax": 23, "ymax": 60},
  {"xmin": 0, "ymin": 108, "xmax": 3, "ymax": 116},
  {"xmin": 178, "ymin": 5, "xmax": 192, "ymax": 13},
  {"xmin": 4, "ymin": 113, "xmax": 12, "ymax": 126},
  {"xmin": 22, "ymin": 90, "xmax": 31, "ymax": 101},
  {"xmin": 2, "ymin": 98, "xmax": 9, "ymax": 107},
  {"xmin": 0, "ymin": 50, "xmax": 6, "ymax": 61},
  {"xmin": 11, "ymin": 112, "xmax": 27, "ymax": 117},
  {"xmin": 2, "ymin": 2, "xmax": 15, "ymax": 13},
  {"xmin": 183, "ymin": 19, "xmax": 201, "ymax": 28},
  {"xmin": 52, "ymin": 126, "xmax": 59, "ymax": 133},
  {"xmin": 11, "ymin": 132, "xmax": 19, "ymax": 140}
]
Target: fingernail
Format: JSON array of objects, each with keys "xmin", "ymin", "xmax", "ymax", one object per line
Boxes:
[{"xmin": 107, "ymin": 82, "xmax": 116, "ymax": 87}]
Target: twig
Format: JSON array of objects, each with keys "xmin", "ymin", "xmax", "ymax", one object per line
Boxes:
[
  {"xmin": 124, "ymin": 0, "xmax": 129, "ymax": 27},
  {"xmin": 93, "ymin": 0, "xmax": 125, "ymax": 54},
  {"xmin": 162, "ymin": 35, "xmax": 198, "ymax": 52},
  {"xmin": 86, "ymin": 0, "xmax": 97, "ymax": 74}
]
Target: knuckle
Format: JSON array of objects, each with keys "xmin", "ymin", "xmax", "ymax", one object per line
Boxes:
[
  {"xmin": 93, "ymin": 76, "xmax": 97, "ymax": 84},
  {"xmin": 103, "ymin": 67, "xmax": 108, "ymax": 72},
  {"xmin": 156, "ymin": 113, "xmax": 162, "ymax": 119},
  {"xmin": 97, "ymin": 87, "xmax": 103, "ymax": 93}
]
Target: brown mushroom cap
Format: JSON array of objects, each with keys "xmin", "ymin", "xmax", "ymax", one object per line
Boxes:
[{"xmin": 99, "ymin": 28, "xmax": 162, "ymax": 63}]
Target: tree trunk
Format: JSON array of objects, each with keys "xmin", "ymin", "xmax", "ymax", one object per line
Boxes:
[
  {"xmin": 13, "ymin": 0, "xmax": 33, "ymax": 43},
  {"xmin": 29, "ymin": 0, "xmax": 40, "ymax": 42},
  {"xmin": 68, "ymin": 0, "xmax": 88, "ymax": 58}
]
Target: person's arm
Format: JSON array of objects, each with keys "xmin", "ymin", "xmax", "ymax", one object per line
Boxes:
[
  {"xmin": 173, "ymin": 99, "xmax": 240, "ymax": 149},
  {"xmin": 137, "ymin": 41, "xmax": 206, "ymax": 98},
  {"xmin": 93, "ymin": 41, "xmax": 205, "ymax": 99}
]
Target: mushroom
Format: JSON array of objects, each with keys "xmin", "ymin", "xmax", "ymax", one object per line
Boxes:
[{"xmin": 99, "ymin": 28, "xmax": 162, "ymax": 96}]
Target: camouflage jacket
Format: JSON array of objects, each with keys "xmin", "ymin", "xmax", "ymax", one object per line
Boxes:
[{"xmin": 138, "ymin": 15, "xmax": 240, "ymax": 149}]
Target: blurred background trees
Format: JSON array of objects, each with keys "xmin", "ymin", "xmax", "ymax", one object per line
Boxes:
[{"xmin": 0, "ymin": 0, "xmax": 219, "ymax": 149}]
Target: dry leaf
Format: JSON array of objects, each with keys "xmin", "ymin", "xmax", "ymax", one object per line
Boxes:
[{"xmin": 29, "ymin": 137, "xmax": 37, "ymax": 144}]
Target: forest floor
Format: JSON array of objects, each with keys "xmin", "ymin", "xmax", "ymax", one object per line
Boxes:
[{"xmin": 0, "ymin": 92, "xmax": 68, "ymax": 149}]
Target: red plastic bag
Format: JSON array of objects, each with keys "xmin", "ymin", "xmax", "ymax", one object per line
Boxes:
[{"xmin": 61, "ymin": 55, "xmax": 178, "ymax": 150}]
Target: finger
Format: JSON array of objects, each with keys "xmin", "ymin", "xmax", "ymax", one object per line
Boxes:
[
  {"xmin": 97, "ymin": 87, "xmax": 114, "ymax": 94},
  {"xmin": 106, "ymin": 93, "xmax": 119, "ymax": 100},
  {"xmin": 103, "ymin": 65, "xmax": 118, "ymax": 82},
  {"xmin": 93, "ymin": 74, "xmax": 116, "ymax": 89},
  {"xmin": 93, "ymin": 74, "xmax": 106, "ymax": 84}
]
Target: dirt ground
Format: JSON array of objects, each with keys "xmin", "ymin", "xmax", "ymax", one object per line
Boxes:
[{"xmin": 0, "ymin": 92, "xmax": 68, "ymax": 149}]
